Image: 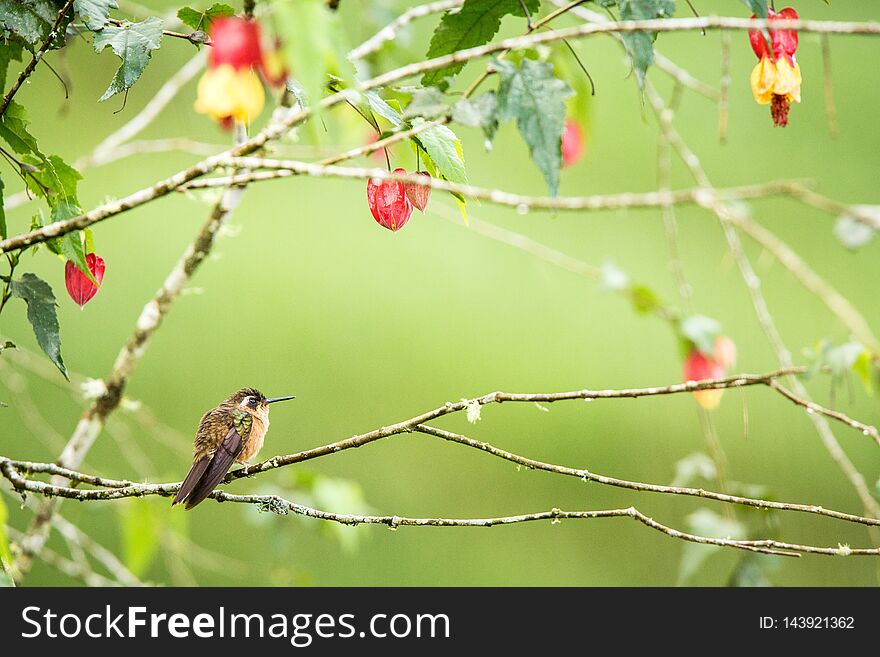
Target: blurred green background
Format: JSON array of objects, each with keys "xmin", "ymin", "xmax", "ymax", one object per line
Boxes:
[{"xmin": 1, "ymin": 0, "xmax": 879, "ymax": 586}]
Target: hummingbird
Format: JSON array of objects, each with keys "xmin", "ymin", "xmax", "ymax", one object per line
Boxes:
[{"xmin": 172, "ymin": 387, "xmax": 295, "ymax": 510}]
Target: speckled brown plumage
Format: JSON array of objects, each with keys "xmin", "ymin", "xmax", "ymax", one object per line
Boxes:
[{"xmin": 172, "ymin": 387, "xmax": 284, "ymax": 510}]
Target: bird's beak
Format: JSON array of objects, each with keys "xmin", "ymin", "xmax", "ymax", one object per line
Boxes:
[{"xmin": 265, "ymin": 395, "xmax": 296, "ymax": 404}]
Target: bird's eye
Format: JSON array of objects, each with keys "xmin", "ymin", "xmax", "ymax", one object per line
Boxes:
[{"xmin": 248, "ymin": 397, "xmax": 258, "ymax": 407}]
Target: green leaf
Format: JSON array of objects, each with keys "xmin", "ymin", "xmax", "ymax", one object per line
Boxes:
[
  {"xmin": 176, "ymin": 3, "xmax": 234, "ymax": 31},
  {"xmin": 74, "ymin": 0, "xmax": 117, "ymax": 31},
  {"xmin": 422, "ymin": 0, "xmax": 540, "ymax": 90},
  {"xmin": 0, "ymin": 101, "xmax": 44, "ymax": 158},
  {"xmin": 728, "ymin": 553, "xmax": 779, "ymax": 587},
  {"xmin": 24, "ymin": 153, "xmax": 82, "ymax": 203},
  {"xmin": 629, "ymin": 284, "xmax": 662, "ymax": 316},
  {"xmin": 619, "ymin": 0, "xmax": 676, "ymax": 89},
  {"xmin": 680, "ymin": 314, "xmax": 721, "ymax": 356},
  {"xmin": 0, "ymin": 0, "xmax": 71, "ymax": 47},
  {"xmin": 452, "ymin": 92, "xmax": 499, "ymax": 142},
  {"xmin": 411, "ymin": 118, "xmax": 467, "ymax": 184},
  {"xmin": 404, "ymin": 87, "xmax": 449, "ymax": 120},
  {"xmin": 852, "ymin": 349, "xmax": 873, "ymax": 395},
  {"xmin": 9, "ymin": 273, "xmax": 68, "ymax": 379},
  {"xmin": 310, "ymin": 475, "xmax": 373, "ymax": 553},
  {"xmin": 671, "ymin": 452, "xmax": 716, "ymax": 487},
  {"xmin": 275, "ymin": 0, "xmax": 355, "ymax": 137},
  {"xmin": 51, "ymin": 222, "xmax": 98, "ymax": 285},
  {"xmin": 364, "ymin": 90, "xmax": 405, "ymax": 129},
  {"xmin": 678, "ymin": 508, "xmax": 745, "ymax": 584},
  {"xmin": 120, "ymin": 500, "xmax": 160, "ymax": 577},
  {"xmin": 93, "ymin": 17, "xmax": 163, "ymax": 101},
  {"xmin": 495, "ymin": 58, "xmax": 573, "ymax": 196},
  {"xmin": 738, "ymin": 0, "xmax": 768, "ymax": 18},
  {"xmin": 0, "ymin": 40, "xmax": 24, "ymax": 89}
]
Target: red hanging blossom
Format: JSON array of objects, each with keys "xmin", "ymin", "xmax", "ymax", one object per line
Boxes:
[
  {"xmin": 65, "ymin": 254, "xmax": 106, "ymax": 308},
  {"xmin": 561, "ymin": 119, "xmax": 584, "ymax": 167},
  {"xmin": 196, "ymin": 17, "xmax": 265, "ymax": 125},
  {"xmin": 367, "ymin": 168, "xmax": 413, "ymax": 232},
  {"xmin": 748, "ymin": 8, "xmax": 802, "ymax": 127},
  {"xmin": 404, "ymin": 171, "xmax": 432, "ymax": 213},
  {"xmin": 683, "ymin": 336, "xmax": 737, "ymax": 410}
]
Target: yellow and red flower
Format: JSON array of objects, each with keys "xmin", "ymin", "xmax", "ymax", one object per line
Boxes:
[
  {"xmin": 195, "ymin": 17, "xmax": 266, "ymax": 125},
  {"xmin": 683, "ymin": 336, "xmax": 737, "ymax": 410},
  {"xmin": 748, "ymin": 7, "xmax": 802, "ymax": 127}
]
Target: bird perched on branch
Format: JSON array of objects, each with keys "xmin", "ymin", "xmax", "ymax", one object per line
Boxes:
[{"xmin": 172, "ymin": 387, "xmax": 295, "ymax": 510}]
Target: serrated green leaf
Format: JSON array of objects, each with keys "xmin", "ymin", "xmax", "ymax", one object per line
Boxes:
[
  {"xmin": 404, "ymin": 87, "xmax": 449, "ymax": 120},
  {"xmin": 74, "ymin": 0, "xmax": 117, "ymax": 30},
  {"xmin": 738, "ymin": 0, "xmax": 768, "ymax": 18},
  {"xmin": 422, "ymin": 0, "xmax": 540, "ymax": 90},
  {"xmin": 93, "ymin": 17, "xmax": 163, "ymax": 101},
  {"xmin": 9, "ymin": 272, "xmax": 67, "ymax": 379},
  {"xmin": 619, "ymin": 0, "xmax": 676, "ymax": 89},
  {"xmin": 176, "ymin": 3, "xmax": 234, "ymax": 31},
  {"xmin": 411, "ymin": 118, "xmax": 467, "ymax": 184},
  {"xmin": 24, "ymin": 153, "xmax": 82, "ymax": 203},
  {"xmin": 50, "ymin": 220, "xmax": 98, "ymax": 285},
  {"xmin": 0, "ymin": 101, "xmax": 43, "ymax": 158},
  {"xmin": 680, "ymin": 314, "xmax": 721, "ymax": 356},
  {"xmin": 452, "ymin": 92, "xmax": 498, "ymax": 141},
  {"xmin": 495, "ymin": 58, "xmax": 573, "ymax": 196},
  {"xmin": 0, "ymin": 0, "xmax": 70, "ymax": 47},
  {"xmin": 364, "ymin": 90, "xmax": 405, "ymax": 128}
]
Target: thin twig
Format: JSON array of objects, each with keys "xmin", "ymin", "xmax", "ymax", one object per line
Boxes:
[{"xmin": 348, "ymin": 0, "xmax": 463, "ymax": 61}]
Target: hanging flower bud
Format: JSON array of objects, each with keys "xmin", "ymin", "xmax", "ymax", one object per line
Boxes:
[
  {"xmin": 65, "ymin": 254, "xmax": 105, "ymax": 308},
  {"xmin": 561, "ymin": 119, "xmax": 584, "ymax": 167},
  {"xmin": 748, "ymin": 8, "xmax": 802, "ymax": 127},
  {"xmin": 196, "ymin": 17, "xmax": 265, "ymax": 125},
  {"xmin": 683, "ymin": 336, "xmax": 737, "ymax": 410},
  {"xmin": 367, "ymin": 169, "xmax": 413, "ymax": 232},
  {"xmin": 260, "ymin": 48, "xmax": 288, "ymax": 88},
  {"xmin": 208, "ymin": 17, "xmax": 263, "ymax": 69},
  {"xmin": 404, "ymin": 171, "xmax": 432, "ymax": 213}
]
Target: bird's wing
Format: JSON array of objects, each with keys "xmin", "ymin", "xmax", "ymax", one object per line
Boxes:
[
  {"xmin": 174, "ymin": 426, "xmax": 244, "ymax": 510},
  {"xmin": 171, "ymin": 456, "xmax": 211, "ymax": 506}
]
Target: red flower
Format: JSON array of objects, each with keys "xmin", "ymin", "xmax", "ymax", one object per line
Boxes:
[
  {"xmin": 561, "ymin": 120, "xmax": 584, "ymax": 167},
  {"xmin": 209, "ymin": 17, "xmax": 263, "ymax": 70},
  {"xmin": 65, "ymin": 253, "xmax": 105, "ymax": 308},
  {"xmin": 367, "ymin": 169, "xmax": 413, "ymax": 232},
  {"xmin": 404, "ymin": 171, "xmax": 432, "ymax": 213},
  {"xmin": 196, "ymin": 17, "xmax": 266, "ymax": 124},
  {"xmin": 683, "ymin": 336, "xmax": 737, "ymax": 410},
  {"xmin": 748, "ymin": 8, "xmax": 801, "ymax": 127}
]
